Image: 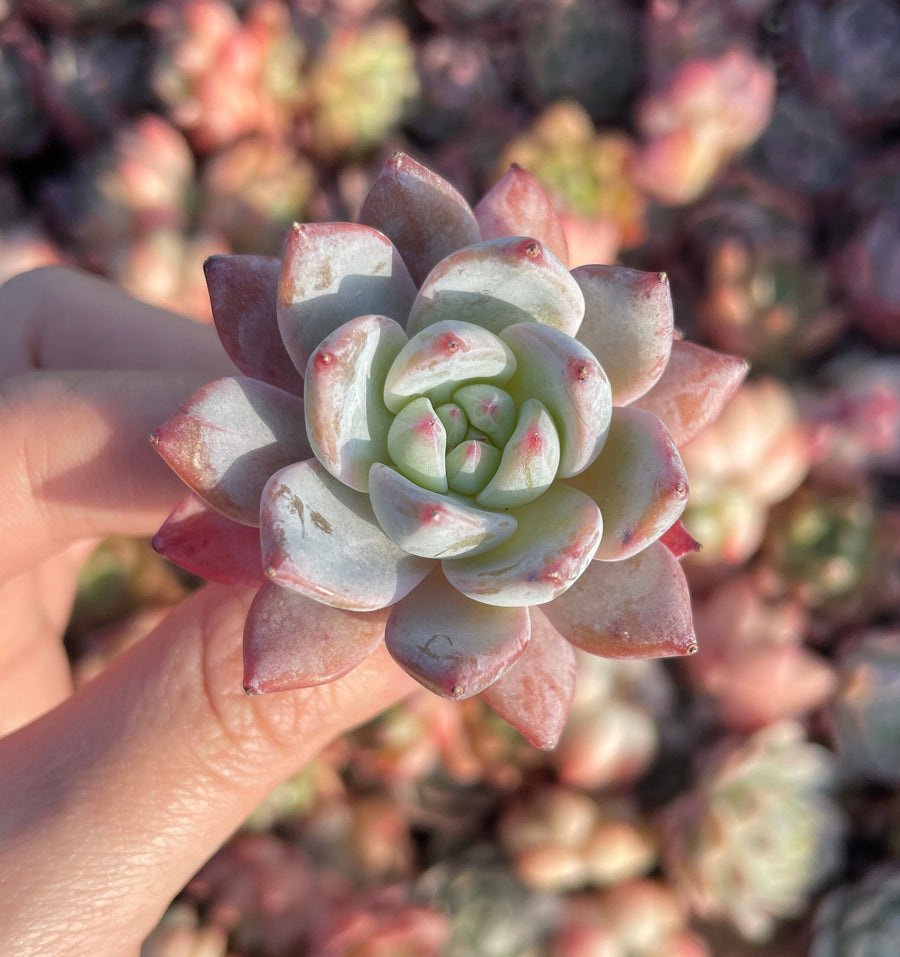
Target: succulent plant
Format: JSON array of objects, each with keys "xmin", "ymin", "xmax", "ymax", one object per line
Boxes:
[
  {"xmin": 830, "ymin": 630, "xmax": 900, "ymax": 786},
  {"xmin": 301, "ymin": 19, "xmax": 419, "ymax": 159},
  {"xmin": 661, "ymin": 721, "xmax": 844, "ymax": 942},
  {"xmin": 811, "ymin": 865, "xmax": 900, "ymax": 957},
  {"xmin": 150, "ymin": 154, "xmax": 747, "ymax": 747},
  {"xmin": 679, "ymin": 377, "xmax": 810, "ymax": 569},
  {"xmin": 498, "ymin": 100, "xmax": 647, "ymax": 260},
  {"xmin": 499, "ymin": 786, "xmax": 656, "ymax": 892},
  {"xmin": 630, "ymin": 47, "xmax": 776, "ymax": 205},
  {"xmin": 684, "ymin": 574, "xmax": 835, "ymax": 731},
  {"xmin": 780, "ymin": 0, "xmax": 900, "ymax": 131}
]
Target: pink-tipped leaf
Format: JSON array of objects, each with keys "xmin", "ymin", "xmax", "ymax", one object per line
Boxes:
[
  {"xmin": 481, "ymin": 606, "xmax": 577, "ymax": 750},
  {"xmin": 500, "ymin": 322, "xmax": 612, "ymax": 477},
  {"xmin": 383, "ymin": 319, "xmax": 516, "ymax": 413},
  {"xmin": 632, "ymin": 340, "xmax": 749, "ymax": 447},
  {"xmin": 358, "ymin": 152, "xmax": 481, "ymax": 286},
  {"xmin": 150, "ymin": 377, "xmax": 311, "ymax": 526},
  {"xmin": 385, "ymin": 569, "xmax": 530, "ymax": 699},
  {"xmin": 205, "ymin": 254, "xmax": 303, "ymax": 396},
  {"xmin": 305, "ymin": 314, "xmax": 407, "ymax": 492},
  {"xmin": 475, "ymin": 164, "xmax": 569, "ymax": 266},
  {"xmin": 260, "ymin": 459, "xmax": 432, "ymax": 611},
  {"xmin": 406, "ymin": 237, "xmax": 585, "ymax": 338},
  {"xmin": 443, "ymin": 482, "xmax": 603, "ymax": 607},
  {"xmin": 243, "ymin": 581, "xmax": 388, "ymax": 693},
  {"xmin": 659, "ymin": 520, "xmax": 702, "ymax": 559},
  {"xmin": 571, "ymin": 265, "xmax": 674, "ymax": 406},
  {"xmin": 543, "ymin": 541, "xmax": 697, "ymax": 658},
  {"xmin": 277, "ymin": 222, "xmax": 416, "ymax": 374},
  {"xmin": 151, "ymin": 493, "xmax": 265, "ymax": 586},
  {"xmin": 567, "ymin": 406, "xmax": 689, "ymax": 561},
  {"xmin": 368, "ymin": 463, "xmax": 517, "ymax": 559}
]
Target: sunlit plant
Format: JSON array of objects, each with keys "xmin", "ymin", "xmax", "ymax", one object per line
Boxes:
[{"xmin": 151, "ymin": 155, "xmax": 746, "ymax": 747}]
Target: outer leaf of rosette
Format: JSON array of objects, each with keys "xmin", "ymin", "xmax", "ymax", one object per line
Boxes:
[
  {"xmin": 358, "ymin": 152, "xmax": 482, "ymax": 287},
  {"xmin": 305, "ymin": 314, "xmax": 407, "ymax": 492},
  {"xmin": 368, "ymin": 463, "xmax": 517, "ymax": 559},
  {"xmin": 500, "ymin": 322, "xmax": 612, "ymax": 478},
  {"xmin": 476, "ymin": 399, "xmax": 561, "ymax": 509},
  {"xmin": 570, "ymin": 265, "xmax": 674, "ymax": 406},
  {"xmin": 475, "ymin": 164, "xmax": 570, "ymax": 267},
  {"xmin": 150, "ymin": 376, "xmax": 311, "ymax": 526},
  {"xmin": 406, "ymin": 237, "xmax": 585, "ymax": 338},
  {"xmin": 385, "ymin": 568, "xmax": 530, "ymax": 700},
  {"xmin": 277, "ymin": 222, "xmax": 417, "ymax": 374},
  {"xmin": 243, "ymin": 581, "xmax": 389, "ymax": 693},
  {"xmin": 260, "ymin": 459, "xmax": 432, "ymax": 611},
  {"xmin": 443, "ymin": 482, "xmax": 603, "ymax": 607},
  {"xmin": 383, "ymin": 319, "xmax": 517, "ymax": 414},
  {"xmin": 565, "ymin": 406, "xmax": 689, "ymax": 561},
  {"xmin": 631, "ymin": 339, "xmax": 749, "ymax": 447},
  {"xmin": 152, "ymin": 493, "xmax": 265, "ymax": 586},
  {"xmin": 542, "ymin": 541, "xmax": 698, "ymax": 659},
  {"xmin": 205, "ymin": 254, "xmax": 304, "ymax": 396},
  {"xmin": 480, "ymin": 606, "xmax": 577, "ymax": 750}
]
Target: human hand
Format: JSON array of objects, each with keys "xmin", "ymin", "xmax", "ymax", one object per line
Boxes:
[{"xmin": 0, "ymin": 268, "xmax": 418, "ymax": 956}]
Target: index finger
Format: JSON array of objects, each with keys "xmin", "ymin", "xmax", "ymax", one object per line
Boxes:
[{"xmin": 0, "ymin": 266, "xmax": 237, "ymax": 379}]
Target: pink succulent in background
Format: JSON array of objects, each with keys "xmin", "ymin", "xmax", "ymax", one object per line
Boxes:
[
  {"xmin": 684, "ymin": 574, "xmax": 835, "ymax": 731},
  {"xmin": 679, "ymin": 377, "xmax": 810, "ymax": 570},
  {"xmin": 630, "ymin": 47, "xmax": 776, "ymax": 205},
  {"xmin": 150, "ymin": 154, "xmax": 746, "ymax": 747}
]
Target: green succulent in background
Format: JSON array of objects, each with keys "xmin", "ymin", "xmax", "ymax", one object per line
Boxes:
[
  {"xmin": 811, "ymin": 866, "xmax": 900, "ymax": 957},
  {"xmin": 661, "ymin": 721, "xmax": 844, "ymax": 943}
]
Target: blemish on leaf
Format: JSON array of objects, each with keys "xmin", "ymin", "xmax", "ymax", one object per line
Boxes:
[
  {"xmin": 420, "ymin": 633, "xmax": 454, "ymax": 659},
  {"xmin": 311, "ymin": 510, "xmax": 333, "ymax": 534}
]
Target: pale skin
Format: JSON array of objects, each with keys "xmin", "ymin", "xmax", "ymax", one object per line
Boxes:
[{"xmin": 0, "ymin": 267, "xmax": 417, "ymax": 956}]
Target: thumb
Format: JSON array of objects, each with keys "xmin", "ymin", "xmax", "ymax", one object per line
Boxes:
[{"xmin": 0, "ymin": 583, "xmax": 417, "ymax": 956}]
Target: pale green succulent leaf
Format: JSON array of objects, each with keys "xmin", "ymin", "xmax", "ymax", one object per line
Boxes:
[
  {"xmin": 385, "ymin": 568, "xmax": 530, "ymax": 699},
  {"xmin": 386, "ymin": 396, "xmax": 448, "ymax": 493},
  {"xmin": 476, "ymin": 399, "xmax": 561, "ymax": 509},
  {"xmin": 443, "ymin": 482, "xmax": 602, "ymax": 606},
  {"xmin": 452, "ymin": 383, "xmax": 517, "ymax": 446},
  {"xmin": 277, "ymin": 222, "xmax": 417, "ymax": 374},
  {"xmin": 566, "ymin": 406, "xmax": 689, "ymax": 561},
  {"xmin": 434, "ymin": 402, "xmax": 468, "ymax": 448},
  {"xmin": 383, "ymin": 319, "xmax": 517, "ymax": 413},
  {"xmin": 305, "ymin": 314, "xmax": 407, "ymax": 492},
  {"xmin": 260, "ymin": 459, "xmax": 431, "ymax": 611},
  {"xmin": 407, "ymin": 236, "xmax": 585, "ymax": 338},
  {"xmin": 368, "ymin": 463, "xmax": 517, "ymax": 559},
  {"xmin": 572, "ymin": 265, "xmax": 674, "ymax": 406},
  {"xmin": 446, "ymin": 440, "xmax": 502, "ymax": 496},
  {"xmin": 500, "ymin": 322, "xmax": 612, "ymax": 477}
]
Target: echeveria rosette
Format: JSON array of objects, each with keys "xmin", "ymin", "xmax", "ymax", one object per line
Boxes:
[{"xmin": 150, "ymin": 155, "xmax": 747, "ymax": 749}]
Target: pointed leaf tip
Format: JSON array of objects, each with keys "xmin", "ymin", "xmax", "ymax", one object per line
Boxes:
[
  {"xmin": 359, "ymin": 153, "xmax": 481, "ymax": 286},
  {"xmin": 205, "ymin": 254, "xmax": 303, "ymax": 395},
  {"xmin": 475, "ymin": 165, "xmax": 569, "ymax": 267}
]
